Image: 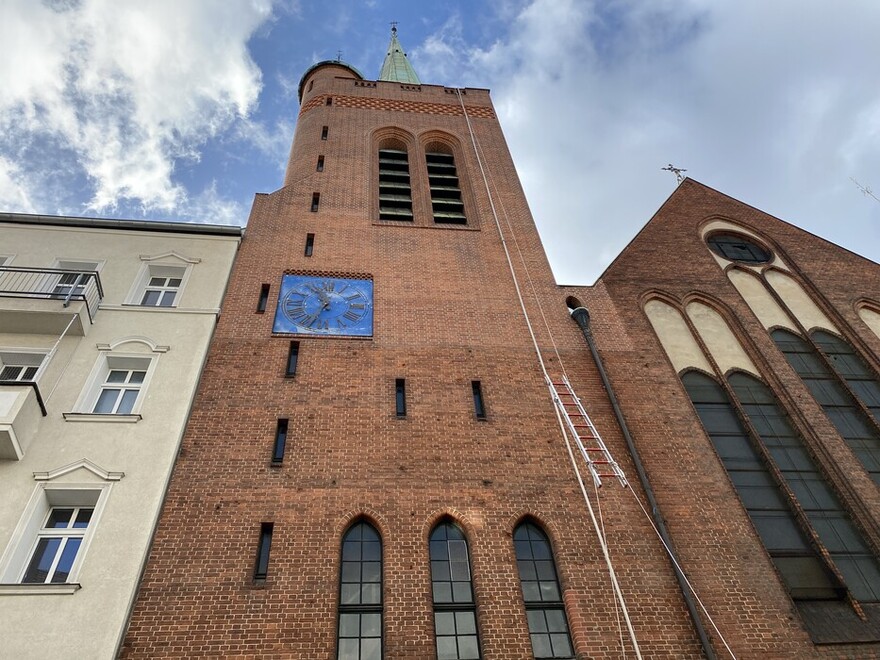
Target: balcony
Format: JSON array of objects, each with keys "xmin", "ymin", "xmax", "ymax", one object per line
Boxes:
[{"xmin": 0, "ymin": 267, "xmax": 103, "ymax": 336}]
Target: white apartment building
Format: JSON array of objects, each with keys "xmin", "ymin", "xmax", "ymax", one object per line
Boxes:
[{"xmin": 0, "ymin": 212, "xmax": 240, "ymax": 658}]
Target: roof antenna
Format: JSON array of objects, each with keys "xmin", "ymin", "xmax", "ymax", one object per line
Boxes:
[
  {"xmin": 336, "ymin": 49, "xmax": 343, "ymax": 62},
  {"xmin": 661, "ymin": 163, "xmax": 687, "ymax": 185},
  {"xmin": 851, "ymin": 177, "xmax": 880, "ymax": 205}
]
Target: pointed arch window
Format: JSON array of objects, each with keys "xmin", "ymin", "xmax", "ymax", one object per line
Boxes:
[
  {"xmin": 682, "ymin": 371, "xmax": 840, "ymax": 600},
  {"xmin": 513, "ymin": 522, "xmax": 574, "ymax": 659},
  {"xmin": 772, "ymin": 329, "xmax": 880, "ymax": 485},
  {"xmin": 729, "ymin": 372, "xmax": 880, "ymax": 602},
  {"xmin": 426, "ymin": 151, "xmax": 466, "ymax": 224},
  {"xmin": 812, "ymin": 330, "xmax": 880, "ymax": 424},
  {"xmin": 337, "ymin": 521, "xmax": 383, "ymax": 660},
  {"xmin": 378, "ymin": 147, "xmax": 413, "ymax": 221},
  {"xmin": 430, "ymin": 521, "xmax": 481, "ymax": 659}
]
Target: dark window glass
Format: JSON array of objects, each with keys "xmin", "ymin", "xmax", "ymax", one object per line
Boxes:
[
  {"xmin": 729, "ymin": 372, "xmax": 880, "ymax": 602},
  {"xmin": 514, "ymin": 523, "xmax": 573, "ymax": 658},
  {"xmin": 317, "ymin": 155, "xmax": 325, "ymax": 172},
  {"xmin": 426, "ymin": 152, "xmax": 466, "ymax": 224},
  {"xmin": 378, "ymin": 148, "xmax": 413, "ymax": 221},
  {"xmin": 337, "ymin": 521, "xmax": 383, "ymax": 660},
  {"xmin": 286, "ymin": 341, "xmax": 300, "ymax": 377},
  {"xmin": 773, "ymin": 329, "xmax": 880, "ymax": 485},
  {"xmin": 682, "ymin": 371, "xmax": 841, "ymax": 600},
  {"xmin": 430, "ymin": 522, "xmax": 481, "ymax": 659},
  {"xmin": 471, "ymin": 381, "xmax": 486, "ymax": 419},
  {"xmin": 395, "ymin": 379, "xmax": 406, "ymax": 417},
  {"xmin": 321, "ymin": 126, "xmax": 329, "ymax": 140},
  {"xmin": 272, "ymin": 419, "xmax": 288, "ymax": 464},
  {"xmin": 311, "ymin": 193, "xmax": 320, "ymax": 212},
  {"xmin": 254, "ymin": 522, "xmax": 273, "ymax": 581},
  {"xmin": 257, "ymin": 283, "xmax": 270, "ymax": 313},
  {"xmin": 706, "ymin": 233, "xmax": 772, "ymax": 263},
  {"xmin": 326, "ymin": 97, "xmax": 333, "ymax": 106},
  {"xmin": 305, "ymin": 234, "xmax": 315, "ymax": 257},
  {"xmin": 812, "ymin": 330, "xmax": 880, "ymax": 423}
]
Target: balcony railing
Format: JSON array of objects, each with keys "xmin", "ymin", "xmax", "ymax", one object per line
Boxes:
[{"xmin": 0, "ymin": 267, "xmax": 103, "ymax": 322}]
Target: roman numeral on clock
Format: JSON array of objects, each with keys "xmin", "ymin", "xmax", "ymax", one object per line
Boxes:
[{"xmin": 343, "ymin": 310, "xmax": 361, "ymax": 322}]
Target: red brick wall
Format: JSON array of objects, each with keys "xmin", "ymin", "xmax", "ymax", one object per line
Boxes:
[
  {"xmin": 120, "ymin": 65, "xmax": 703, "ymax": 657},
  {"xmin": 565, "ymin": 179, "xmax": 880, "ymax": 658}
]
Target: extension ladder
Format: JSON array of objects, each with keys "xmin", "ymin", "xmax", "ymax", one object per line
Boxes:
[{"xmin": 548, "ymin": 375, "xmax": 628, "ymax": 488}]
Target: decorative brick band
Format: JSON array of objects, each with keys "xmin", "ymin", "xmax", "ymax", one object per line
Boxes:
[
  {"xmin": 300, "ymin": 94, "xmax": 496, "ymax": 119},
  {"xmin": 283, "ymin": 268, "xmax": 373, "ymax": 280}
]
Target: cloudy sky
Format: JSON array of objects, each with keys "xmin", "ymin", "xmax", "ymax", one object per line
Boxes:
[{"xmin": 2, "ymin": 0, "xmax": 879, "ymax": 284}]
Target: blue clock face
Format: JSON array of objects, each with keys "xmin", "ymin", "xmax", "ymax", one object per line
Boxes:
[{"xmin": 273, "ymin": 275, "xmax": 373, "ymax": 337}]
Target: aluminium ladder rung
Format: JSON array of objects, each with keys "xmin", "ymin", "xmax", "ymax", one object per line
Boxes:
[{"xmin": 547, "ymin": 375, "xmax": 627, "ymax": 488}]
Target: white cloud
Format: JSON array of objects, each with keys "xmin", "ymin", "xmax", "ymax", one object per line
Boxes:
[
  {"xmin": 181, "ymin": 181, "xmax": 247, "ymax": 226},
  {"xmin": 415, "ymin": 0, "xmax": 880, "ymax": 283},
  {"xmin": 0, "ymin": 157, "xmax": 37, "ymax": 213},
  {"xmin": 0, "ymin": 0, "xmax": 274, "ymax": 215}
]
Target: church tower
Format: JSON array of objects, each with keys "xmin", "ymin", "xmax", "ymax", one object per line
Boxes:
[{"xmin": 120, "ymin": 29, "xmax": 703, "ymax": 658}]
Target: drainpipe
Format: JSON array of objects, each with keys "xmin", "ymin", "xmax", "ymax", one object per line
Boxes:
[{"xmin": 570, "ymin": 306, "xmax": 717, "ymax": 660}]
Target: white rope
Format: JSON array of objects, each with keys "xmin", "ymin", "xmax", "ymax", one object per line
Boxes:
[
  {"xmin": 473, "ymin": 135, "xmax": 568, "ymax": 379},
  {"xmin": 456, "ymin": 89, "xmax": 642, "ymax": 658},
  {"xmin": 627, "ymin": 487, "xmax": 738, "ymax": 660},
  {"xmin": 594, "ymin": 475, "xmax": 626, "ymax": 659}
]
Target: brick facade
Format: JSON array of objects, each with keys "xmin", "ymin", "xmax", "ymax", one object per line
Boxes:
[{"xmin": 120, "ymin": 60, "xmax": 880, "ymax": 659}]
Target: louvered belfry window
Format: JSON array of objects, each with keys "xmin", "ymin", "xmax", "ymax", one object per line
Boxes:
[
  {"xmin": 426, "ymin": 152, "xmax": 466, "ymax": 224},
  {"xmin": 378, "ymin": 148, "xmax": 413, "ymax": 221}
]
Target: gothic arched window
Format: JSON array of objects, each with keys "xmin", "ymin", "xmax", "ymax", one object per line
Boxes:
[
  {"xmin": 378, "ymin": 142, "xmax": 413, "ymax": 221},
  {"xmin": 430, "ymin": 521, "xmax": 481, "ymax": 659},
  {"xmin": 682, "ymin": 371, "xmax": 840, "ymax": 600},
  {"xmin": 513, "ymin": 522, "xmax": 574, "ymax": 659},
  {"xmin": 337, "ymin": 521, "xmax": 383, "ymax": 660},
  {"xmin": 772, "ymin": 329, "xmax": 880, "ymax": 485}
]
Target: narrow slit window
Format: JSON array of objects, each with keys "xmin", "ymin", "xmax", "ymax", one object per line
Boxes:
[
  {"xmin": 321, "ymin": 126, "xmax": 329, "ymax": 140},
  {"xmin": 337, "ymin": 521, "xmax": 383, "ymax": 659},
  {"xmin": 317, "ymin": 155, "xmax": 325, "ymax": 172},
  {"xmin": 426, "ymin": 151, "xmax": 466, "ymax": 225},
  {"xmin": 395, "ymin": 378, "xmax": 406, "ymax": 417},
  {"xmin": 305, "ymin": 234, "xmax": 315, "ymax": 257},
  {"xmin": 378, "ymin": 148, "xmax": 413, "ymax": 221},
  {"xmin": 257, "ymin": 283, "xmax": 270, "ymax": 313},
  {"xmin": 254, "ymin": 522, "xmax": 274, "ymax": 581},
  {"xmin": 286, "ymin": 341, "xmax": 300, "ymax": 377},
  {"xmin": 311, "ymin": 193, "xmax": 320, "ymax": 212},
  {"xmin": 272, "ymin": 419, "xmax": 288, "ymax": 464},
  {"xmin": 472, "ymin": 381, "xmax": 486, "ymax": 419},
  {"xmin": 326, "ymin": 97, "xmax": 333, "ymax": 106},
  {"xmin": 513, "ymin": 522, "xmax": 574, "ymax": 659}
]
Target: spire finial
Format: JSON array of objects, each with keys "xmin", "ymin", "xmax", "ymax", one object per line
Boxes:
[
  {"xmin": 378, "ymin": 22, "xmax": 421, "ymax": 84},
  {"xmin": 336, "ymin": 49, "xmax": 343, "ymax": 62}
]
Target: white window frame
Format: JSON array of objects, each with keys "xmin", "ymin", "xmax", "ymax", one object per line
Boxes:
[
  {"xmin": 0, "ymin": 254, "xmax": 14, "ymax": 266},
  {"xmin": 125, "ymin": 252, "xmax": 199, "ymax": 308},
  {"xmin": 67, "ymin": 338, "xmax": 166, "ymax": 421},
  {"xmin": 72, "ymin": 354, "xmax": 155, "ymax": 418},
  {"xmin": 50, "ymin": 259, "xmax": 103, "ymax": 299},
  {"xmin": 21, "ymin": 506, "xmax": 94, "ymax": 584},
  {"xmin": 0, "ymin": 479, "xmax": 113, "ymax": 592},
  {"xmin": 0, "ymin": 349, "xmax": 48, "ymax": 382}
]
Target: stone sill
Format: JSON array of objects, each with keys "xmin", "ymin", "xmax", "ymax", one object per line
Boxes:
[{"xmin": 0, "ymin": 583, "xmax": 81, "ymax": 596}]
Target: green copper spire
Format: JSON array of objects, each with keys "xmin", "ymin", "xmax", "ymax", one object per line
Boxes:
[{"xmin": 378, "ymin": 25, "xmax": 421, "ymax": 84}]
